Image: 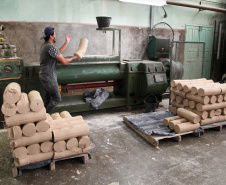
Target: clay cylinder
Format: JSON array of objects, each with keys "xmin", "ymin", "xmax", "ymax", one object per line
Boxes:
[
  {"xmin": 74, "ymin": 38, "xmax": 88, "ymax": 59},
  {"xmin": 188, "ymin": 101, "xmax": 196, "ymax": 109},
  {"xmin": 22, "ymin": 123, "xmax": 36, "ymax": 137},
  {"xmin": 36, "ymin": 120, "xmax": 50, "ymax": 132},
  {"xmin": 3, "ymin": 82, "xmax": 21, "ymax": 104},
  {"xmin": 54, "ymin": 148, "xmax": 82, "ymax": 160},
  {"xmin": 171, "ymin": 100, "xmax": 184, "ymax": 109},
  {"xmin": 208, "ymin": 110, "xmax": 215, "ymax": 118},
  {"xmin": 12, "ymin": 147, "xmax": 27, "ymax": 159},
  {"xmin": 219, "ymin": 85, "xmax": 226, "ymax": 94},
  {"xmin": 78, "ymin": 136, "xmax": 90, "ymax": 149},
  {"xmin": 198, "ymin": 87, "xmax": 221, "ymax": 96},
  {"xmin": 186, "ymin": 93, "xmax": 209, "ymax": 105},
  {"xmin": 7, "ymin": 126, "xmax": 22, "ymax": 140},
  {"xmin": 51, "ymin": 112, "xmax": 62, "ymax": 120},
  {"xmin": 28, "ymin": 90, "xmax": 44, "ymax": 112},
  {"xmin": 5, "ymin": 108, "xmax": 47, "ymax": 127},
  {"xmin": 60, "ymin": 111, "xmax": 72, "ymax": 118},
  {"xmin": 170, "ymin": 89, "xmax": 186, "ymax": 98},
  {"xmin": 53, "ymin": 141, "xmax": 66, "ymax": 152},
  {"xmin": 183, "ymin": 81, "xmax": 214, "ymax": 93},
  {"xmin": 169, "ymin": 105, "xmax": 177, "ymax": 115},
  {"xmin": 171, "ymin": 78, "xmax": 206, "ymax": 88},
  {"xmin": 17, "ymin": 93, "xmax": 30, "ymax": 114},
  {"xmin": 46, "ymin": 113, "xmax": 53, "ymax": 121},
  {"xmin": 209, "ymin": 95, "xmax": 217, "ymax": 104},
  {"xmin": 15, "ymin": 152, "xmax": 53, "ymax": 167},
  {"xmin": 176, "ymin": 96, "xmax": 183, "ymax": 104},
  {"xmin": 27, "ymin": 144, "xmax": 41, "ymax": 155},
  {"xmin": 200, "ymin": 116, "xmax": 219, "ymax": 125},
  {"xmin": 53, "ymin": 123, "xmax": 90, "ymax": 142},
  {"xmin": 40, "ymin": 141, "xmax": 53, "ymax": 153},
  {"xmin": 170, "ymin": 93, "xmax": 176, "ymax": 101},
  {"xmin": 1, "ymin": 102, "xmax": 17, "ymax": 116},
  {"xmin": 185, "ymin": 107, "xmax": 208, "ymax": 120},
  {"xmin": 183, "ymin": 99, "xmax": 189, "ymax": 107},
  {"xmin": 10, "ymin": 130, "xmax": 52, "ymax": 148},
  {"xmin": 217, "ymin": 95, "xmax": 223, "ymax": 103},
  {"xmin": 174, "ymin": 122, "xmax": 200, "ymax": 134},
  {"xmin": 49, "ymin": 116, "xmax": 83, "ymax": 127},
  {"xmin": 196, "ymin": 102, "xmax": 226, "ymax": 111},
  {"xmin": 163, "ymin": 116, "xmax": 181, "ymax": 126},
  {"xmin": 66, "ymin": 138, "xmax": 79, "ymax": 150},
  {"xmin": 215, "ymin": 109, "xmax": 222, "ymax": 116},
  {"xmin": 177, "ymin": 108, "xmax": 200, "ymax": 124},
  {"xmin": 169, "ymin": 118, "xmax": 187, "ymax": 130},
  {"xmin": 50, "ymin": 119, "xmax": 85, "ymax": 130}
]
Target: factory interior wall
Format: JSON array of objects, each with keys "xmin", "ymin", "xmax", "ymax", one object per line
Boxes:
[{"xmin": 0, "ymin": 0, "xmax": 226, "ymax": 80}]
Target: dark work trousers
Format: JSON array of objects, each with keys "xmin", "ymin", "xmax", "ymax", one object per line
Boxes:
[{"xmin": 39, "ymin": 74, "xmax": 61, "ymax": 114}]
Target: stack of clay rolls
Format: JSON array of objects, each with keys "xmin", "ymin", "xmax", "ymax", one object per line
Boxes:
[
  {"xmin": 164, "ymin": 108, "xmax": 201, "ymax": 134},
  {"xmin": 74, "ymin": 38, "xmax": 88, "ymax": 59},
  {"xmin": 49, "ymin": 111, "xmax": 91, "ymax": 159}
]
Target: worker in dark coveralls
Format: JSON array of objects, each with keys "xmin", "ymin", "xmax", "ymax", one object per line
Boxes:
[{"xmin": 39, "ymin": 27, "xmax": 80, "ymax": 113}]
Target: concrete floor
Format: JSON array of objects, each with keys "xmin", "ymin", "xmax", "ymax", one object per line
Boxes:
[{"xmin": 0, "ymin": 98, "xmax": 226, "ymax": 185}]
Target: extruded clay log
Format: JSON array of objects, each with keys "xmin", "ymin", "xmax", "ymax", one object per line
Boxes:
[
  {"xmin": 169, "ymin": 118, "xmax": 188, "ymax": 130},
  {"xmin": 10, "ymin": 130, "xmax": 52, "ymax": 148},
  {"xmin": 171, "ymin": 100, "xmax": 184, "ymax": 109},
  {"xmin": 174, "ymin": 122, "xmax": 200, "ymax": 134},
  {"xmin": 186, "ymin": 93, "xmax": 209, "ymax": 105},
  {"xmin": 177, "ymin": 108, "xmax": 200, "ymax": 124},
  {"xmin": 170, "ymin": 93, "xmax": 176, "ymax": 101},
  {"xmin": 183, "ymin": 80, "xmax": 214, "ymax": 92},
  {"xmin": 200, "ymin": 116, "xmax": 219, "ymax": 125},
  {"xmin": 7, "ymin": 126, "xmax": 22, "ymax": 140},
  {"xmin": 51, "ymin": 112, "xmax": 62, "ymax": 120},
  {"xmin": 50, "ymin": 119, "xmax": 85, "ymax": 131},
  {"xmin": 183, "ymin": 99, "xmax": 189, "ymax": 107},
  {"xmin": 40, "ymin": 141, "xmax": 53, "ymax": 153},
  {"xmin": 1, "ymin": 101, "xmax": 17, "ymax": 116},
  {"xmin": 215, "ymin": 109, "xmax": 222, "ymax": 116},
  {"xmin": 3, "ymin": 82, "xmax": 21, "ymax": 104},
  {"xmin": 12, "ymin": 147, "xmax": 27, "ymax": 159},
  {"xmin": 170, "ymin": 89, "xmax": 186, "ymax": 98},
  {"xmin": 196, "ymin": 102, "xmax": 226, "ymax": 111},
  {"xmin": 208, "ymin": 110, "xmax": 215, "ymax": 118},
  {"xmin": 78, "ymin": 136, "xmax": 90, "ymax": 149},
  {"xmin": 163, "ymin": 116, "xmax": 181, "ymax": 126},
  {"xmin": 4, "ymin": 108, "xmax": 47, "ymax": 127},
  {"xmin": 176, "ymin": 96, "xmax": 183, "ymax": 104},
  {"xmin": 168, "ymin": 105, "xmax": 177, "ymax": 115},
  {"xmin": 217, "ymin": 95, "xmax": 223, "ymax": 103},
  {"xmin": 53, "ymin": 123, "xmax": 90, "ymax": 142},
  {"xmin": 27, "ymin": 144, "xmax": 41, "ymax": 155},
  {"xmin": 15, "ymin": 152, "xmax": 53, "ymax": 167},
  {"xmin": 49, "ymin": 116, "xmax": 83, "ymax": 126},
  {"xmin": 60, "ymin": 111, "xmax": 72, "ymax": 118},
  {"xmin": 22, "ymin": 123, "xmax": 36, "ymax": 137},
  {"xmin": 219, "ymin": 85, "xmax": 226, "ymax": 94},
  {"xmin": 171, "ymin": 78, "xmax": 206, "ymax": 88},
  {"xmin": 53, "ymin": 140, "xmax": 66, "ymax": 152},
  {"xmin": 185, "ymin": 107, "xmax": 208, "ymax": 120},
  {"xmin": 28, "ymin": 90, "xmax": 44, "ymax": 112},
  {"xmin": 191, "ymin": 83, "xmax": 220, "ymax": 95},
  {"xmin": 74, "ymin": 38, "xmax": 88, "ymax": 59},
  {"xmin": 188, "ymin": 101, "xmax": 196, "ymax": 109},
  {"xmin": 177, "ymin": 80, "xmax": 213, "ymax": 91},
  {"xmin": 17, "ymin": 93, "xmax": 30, "ymax": 114},
  {"xmin": 66, "ymin": 138, "xmax": 79, "ymax": 150},
  {"xmin": 54, "ymin": 148, "xmax": 82, "ymax": 159},
  {"xmin": 218, "ymin": 115, "xmax": 226, "ymax": 121},
  {"xmin": 46, "ymin": 113, "xmax": 53, "ymax": 121},
  {"xmin": 36, "ymin": 120, "xmax": 50, "ymax": 132},
  {"xmin": 210, "ymin": 95, "xmax": 217, "ymax": 104},
  {"xmin": 198, "ymin": 87, "xmax": 221, "ymax": 96}
]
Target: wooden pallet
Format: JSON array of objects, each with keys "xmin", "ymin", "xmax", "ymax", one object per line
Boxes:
[
  {"xmin": 200, "ymin": 121, "xmax": 226, "ymax": 131},
  {"xmin": 12, "ymin": 153, "xmax": 90, "ymax": 177},
  {"xmin": 123, "ymin": 118, "xmax": 201, "ymax": 147}
]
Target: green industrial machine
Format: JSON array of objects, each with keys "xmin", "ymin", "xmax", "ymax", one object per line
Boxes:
[{"xmin": 0, "ymin": 26, "xmax": 170, "ymax": 122}]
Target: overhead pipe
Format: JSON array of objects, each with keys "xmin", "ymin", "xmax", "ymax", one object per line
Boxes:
[{"xmin": 166, "ymin": 0, "xmax": 226, "ymax": 13}]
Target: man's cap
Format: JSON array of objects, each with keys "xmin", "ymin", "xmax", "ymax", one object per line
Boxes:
[{"xmin": 40, "ymin": 27, "xmax": 54, "ymax": 40}]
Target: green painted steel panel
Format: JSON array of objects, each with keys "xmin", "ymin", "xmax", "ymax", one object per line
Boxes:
[{"xmin": 185, "ymin": 25, "xmax": 214, "ymax": 79}]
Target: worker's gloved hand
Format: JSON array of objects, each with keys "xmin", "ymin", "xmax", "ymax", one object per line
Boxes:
[{"xmin": 65, "ymin": 34, "xmax": 71, "ymax": 43}]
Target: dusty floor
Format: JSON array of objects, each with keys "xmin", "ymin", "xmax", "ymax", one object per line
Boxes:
[{"xmin": 0, "ymin": 99, "xmax": 226, "ymax": 185}]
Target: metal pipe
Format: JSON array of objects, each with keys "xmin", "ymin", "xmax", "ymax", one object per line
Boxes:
[
  {"xmin": 166, "ymin": 0, "xmax": 226, "ymax": 13},
  {"xmin": 217, "ymin": 23, "xmax": 222, "ymax": 60}
]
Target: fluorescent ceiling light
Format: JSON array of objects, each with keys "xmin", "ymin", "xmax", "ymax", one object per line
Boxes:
[{"xmin": 119, "ymin": 0, "xmax": 166, "ymax": 6}]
